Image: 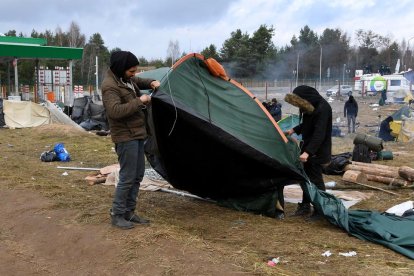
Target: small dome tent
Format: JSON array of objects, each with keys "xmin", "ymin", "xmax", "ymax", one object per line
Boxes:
[{"xmin": 144, "ymin": 53, "xmax": 306, "ymax": 216}]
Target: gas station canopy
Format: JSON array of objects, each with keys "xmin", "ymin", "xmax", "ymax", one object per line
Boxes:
[{"xmin": 0, "ymin": 36, "xmax": 83, "ymax": 62}]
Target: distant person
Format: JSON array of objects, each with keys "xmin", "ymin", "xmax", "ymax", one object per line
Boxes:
[
  {"xmin": 102, "ymin": 51, "xmax": 160, "ymax": 229},
  {"xmin": 379, "ymin": 89, "xmax": 387, "ymax": 106},
  {"xmin": 378, "ymin": 116, "xmax": 395, "ymax": 142},
  {"xmin": 344, "ymin": 95, "xmax": 358, "ymax": 133},
  {"xmin": 284, "ymin": 85, "xmax": 332, "ymax": 220},
  {"xmin": 269, "ymin": 98, "xmax": 282, "ymax": 121},
  {"xmin": 262, "ymin": 101, "xmax": 270, "ymax": 111}
]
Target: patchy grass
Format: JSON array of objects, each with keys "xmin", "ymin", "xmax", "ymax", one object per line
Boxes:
[{"xmin": 1, "ymin": 107, "xmax": 414, "ymax": 275}]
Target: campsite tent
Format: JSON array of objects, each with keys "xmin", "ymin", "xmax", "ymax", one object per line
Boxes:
[
  {"xmin": 388, "ymin": 105, "xmax": 414, "ymax": 141},
  {"xmin": 143, "ymin": 53, "xmax": 414, "ymax": 260},
  {"xmin": 144, "ymin": 53, "xmax": 306, "ymax": 215}
]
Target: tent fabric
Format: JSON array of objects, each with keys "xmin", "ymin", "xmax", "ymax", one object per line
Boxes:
[
  {"xmin": 390, "ymin": 106, "xmax": 414, "ymax": 141},
  {"xmin": 3, "ymin": 100, "xmax": 51, "ymax": 128},
  {"xmin": 145, "ymin": 53, "xmax": 306, "ymax": 203},
  {"xmin": 306, "ymin": 181, "xmax": 414, "ymax": 260},
  {"xmin": 398, "ymin": 119, "xmax": 414, "ymax": 142},
  {"xmin": 391, "ymin": 105, "xmax": 411, "ymax": 120}
]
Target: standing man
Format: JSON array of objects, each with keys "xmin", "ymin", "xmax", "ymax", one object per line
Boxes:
[
  {"xmin": 344, "ymin": 95, "xmax": 358, "ymax": 134},
  {"xmin": 284, "ymin": 85, "xmax": 332, "ymax": 220},
  {"xmin": 102, "ymin": 51, "xmax": 160, "ymax": 229}
]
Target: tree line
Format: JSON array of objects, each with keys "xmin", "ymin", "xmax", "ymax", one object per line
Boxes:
[
  {"xmin": 0, "ymin": 21, "xmax": 411, "ymax": 88},
  {"xmin": 201, "ymin": 25, "xmax": 407, "ymax": 82}
]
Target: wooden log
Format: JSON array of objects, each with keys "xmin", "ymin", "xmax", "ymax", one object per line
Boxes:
[
  {"xmin": 350, "ymin": 161, "xmax": 399, "ymax": 171},
  {"xmin": 365, "ymin": 174, "xmax": 409, "ymax": 187},
  {"xmin": 342, "ymin": 170, "xmax": 367, "ymax": 183},
  {"xmin": 345, "ymin": 164, "xmax": 399, "ymax": 178},
  {"xmin": 399, "ymin": 166, "xmax": 414, "ymax": 181}
]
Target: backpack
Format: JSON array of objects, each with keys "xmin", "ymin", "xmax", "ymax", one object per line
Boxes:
[{"xmin": 352, "ymin": 143, "xmax": 371, "ymax": 163}]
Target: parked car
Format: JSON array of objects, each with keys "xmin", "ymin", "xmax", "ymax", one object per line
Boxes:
[{"xmin": 326, "ymin": 85, "xmax": 353, "ymax": 97}]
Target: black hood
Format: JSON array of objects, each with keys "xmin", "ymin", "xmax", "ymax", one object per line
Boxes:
[
  {"xmin": 110, "ymin": 51, "xmax": 139, "ymax": 78},
  {"xmin": 292, "ymin": 85, "xmax": 324, "ymax": 107}
]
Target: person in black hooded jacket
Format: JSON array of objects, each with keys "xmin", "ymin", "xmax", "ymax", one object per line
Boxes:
[{"xmin": 284, "ymin": 85, "xmax": 332, "ymax": 220}]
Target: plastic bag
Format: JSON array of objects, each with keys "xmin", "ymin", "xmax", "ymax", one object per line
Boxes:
[{"xmin": 54, "ymin": 143, "xmax": 71, "ymax": 162}]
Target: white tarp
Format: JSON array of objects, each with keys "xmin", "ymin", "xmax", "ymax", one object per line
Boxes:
[{"xmin": 3, "ymin": 100, "xmax": 51, "ymax": 128}]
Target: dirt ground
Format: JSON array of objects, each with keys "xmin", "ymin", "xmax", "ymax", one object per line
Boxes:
[{"xmin": 1, "ymin": 93, "xmax": 414, "ymax": 276}]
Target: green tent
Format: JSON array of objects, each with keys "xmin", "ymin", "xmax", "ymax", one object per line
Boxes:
[
  {"xmin": 145, "ymin": 53, "xmax": 305, "ymax": 216},
  {"xmin": 144, "ymin": 53, "xmax": 414, "ymax": 259}
]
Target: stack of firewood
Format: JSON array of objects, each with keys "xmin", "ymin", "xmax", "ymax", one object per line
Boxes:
[{"xmin": 343, "ymin": 161, "xmax": 414, "ymax": 187}]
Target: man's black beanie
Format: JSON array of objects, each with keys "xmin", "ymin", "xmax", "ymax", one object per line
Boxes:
[{"xmin": 110, "ymin": 51, "xmax": 139, "ymax": 78}]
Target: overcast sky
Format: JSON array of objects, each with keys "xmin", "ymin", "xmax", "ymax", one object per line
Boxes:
[{"xmin": 1, "ymin": 0, "xmax": 414, "ymax": 60}]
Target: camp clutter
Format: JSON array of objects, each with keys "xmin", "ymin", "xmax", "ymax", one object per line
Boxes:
[{"xmin": 40, "ymin": 143, "xmax": 71, "ymax": 162}]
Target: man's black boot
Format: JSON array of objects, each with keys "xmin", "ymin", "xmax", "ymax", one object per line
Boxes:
[
  {"xmin": 111, "ymin": 212, "xmax": 134, "ymax": 229},
  {"xmin": 125, "ymin": 211, "xmax": 150, "ymax": 224},
  {"xmin": 291, "ymin": 202, "xmax": 311, "ymax": 216}
]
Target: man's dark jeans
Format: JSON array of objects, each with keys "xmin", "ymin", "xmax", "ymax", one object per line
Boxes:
[{"xmin": 112, "ymin": 139, "xmax": 145, "ymax": 215}]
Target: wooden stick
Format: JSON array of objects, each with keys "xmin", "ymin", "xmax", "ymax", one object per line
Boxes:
[
  {"xmin": 57, "ymin": 166, "xmax": 101, "ymax": 171},
  {"xmin": 333, "ymin": 183, "xmax": 414, "ymax": 190},
  {"xmin": 341, "ymin": 180, "xmax": 400, "ymax": 195}
]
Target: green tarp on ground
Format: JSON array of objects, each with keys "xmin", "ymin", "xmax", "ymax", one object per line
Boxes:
[{"xmin": 306, "ymin": 181, "xmax": 414, "ymax": 259}]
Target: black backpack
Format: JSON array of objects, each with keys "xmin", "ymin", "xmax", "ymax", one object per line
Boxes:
[{"xmin": 352, "ymin": 144, "xmax": 371, "ymax": 163}]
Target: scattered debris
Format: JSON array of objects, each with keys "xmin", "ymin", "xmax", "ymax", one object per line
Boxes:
[
  {"xmin": 322, "ymin": 251, "xmax": 332, "ymax": 257},
  {"xmin": 339, "ymin": 251, "xmax": 357, "ymax": 257}
]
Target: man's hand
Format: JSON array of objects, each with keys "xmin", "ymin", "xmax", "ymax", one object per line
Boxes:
[
  {"xmin": 150, "ymin": 80, "xmax": 160, "ymax": 90},
  {"xmin": 299, "ymin": 152, "xmax": 309, "ymax": 162},
  {"xmin": 284, "ymin": 129, "xmax": 294, "ymax": 136},
  {"xmin": 140, "ymin": 94, "xmax": 151, "ymax": 105}
]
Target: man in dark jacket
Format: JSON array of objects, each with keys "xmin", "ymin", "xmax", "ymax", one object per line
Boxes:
[
  {"xmin": 284, "ymin": 85, "xmax": 332, "ymax": 220},
  {"xmin": 269, "ymin": 98, "xmax": 282, "ymax": 121},
  {"xmin": 102, "ymin": 51, "xmax": 160, "ymax": 229},
  {"xmin": 344, "ymin": 95, "xmax": 358, "ymax": 133}
]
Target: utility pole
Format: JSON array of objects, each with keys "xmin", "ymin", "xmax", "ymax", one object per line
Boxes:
[
  {"xmin": 343, "ymin": 64, "xmax": 346, "ymax": 83},
  {"xmin": 296, "ymin": 52, "xmax": 299, "ymax": 87},
  {"xmin": 316, "ymin": 42, "xmax": 322, "ymax": 91},
  {"xmin": 95, "ymin": 56, "xmax": 98, "ymax": 93}
]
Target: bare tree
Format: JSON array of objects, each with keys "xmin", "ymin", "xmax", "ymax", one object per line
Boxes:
[
  {"xmin": 167, "ymin": 40, "xmax": 180, "ymax": 66},
  {"xmin": 68, "ymin": 21, "xmax": 85, "ymax": 48},
  {"xmin": 55, "ymin": 26, "xmax": 64, "ymax": 46}
]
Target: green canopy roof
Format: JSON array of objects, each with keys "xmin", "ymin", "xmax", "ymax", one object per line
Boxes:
[{"xmin": 0, "ymin": 36, "xmax": 83, "ymax": 62}]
